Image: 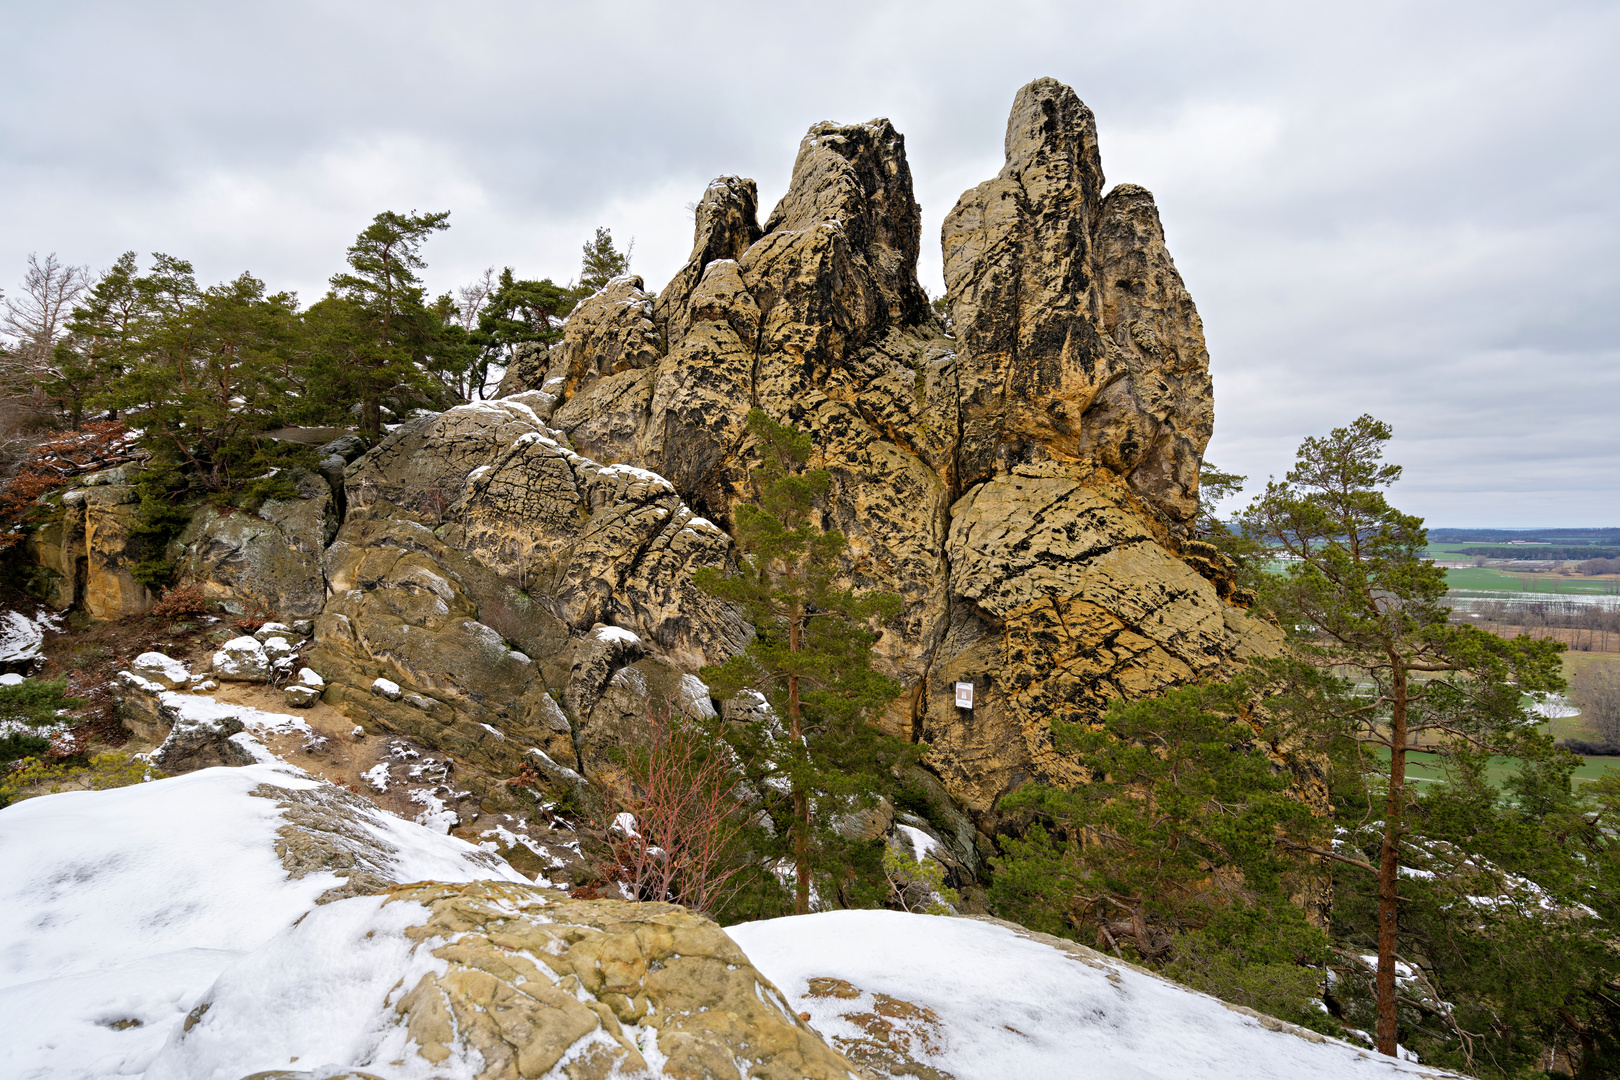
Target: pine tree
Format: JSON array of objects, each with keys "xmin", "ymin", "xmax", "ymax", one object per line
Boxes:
[
  {"xmin": 1241, "ymin": 414, "xmax": 1564, "ymax": 1057},
  {"xmin": 106, "ymin": 264, "xmax": 299, "ymax": 490},
  {"xmin": 991, "ymin": 674, "xmax": 1334, "ymax": 1028},
  {"xmin": 576, "ymin": 227, "xmax": 631, "ymax": 296},
  {"xmin": 318, "ymin": 210, "xmax": 458, "ymax": 437},
  {"xmin": 469, "ymin": 268, "xmax": 574, "ymax": 393},
  {"xmin": 697, "ymin": 409, "xmax": 910, "ymax": 915},
  {"xmin": 52, "ymin": 252, "xmax": 143, "ymax": 427}
]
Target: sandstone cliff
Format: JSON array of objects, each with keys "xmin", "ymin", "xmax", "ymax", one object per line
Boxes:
[
  {"xmin": 495, "ymin": 76, "xmax": 1279, "ymax": 818},
  {"xmin": 25, "ymin": 77, "xmax": 1279, "ymax": 846}
]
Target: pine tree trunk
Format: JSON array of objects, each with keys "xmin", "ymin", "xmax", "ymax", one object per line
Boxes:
[
  {"xmin": 1376, "ymin": 661, "xmax": 1407, "ymax": 1057},
  {"xmin": 789, "ymin": 607, "xmax": 809, "ymax": 916}
]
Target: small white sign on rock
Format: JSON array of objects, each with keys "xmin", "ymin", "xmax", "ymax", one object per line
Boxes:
[{"xmin": 955, "ymin": 681, "xmax": 974, "ymax": 709}]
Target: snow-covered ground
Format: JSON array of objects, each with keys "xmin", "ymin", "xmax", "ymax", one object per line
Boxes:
[
  {"xmin": 730, "ymin": 910, "xmax": 1463, "ymax": 1080},
  {"xmin": 0, "ymin": 763, "xmax": 525, "ymax": 1079},
  {"xmin": 0, "ymin": 609, "xmax": 62, "ymax": 664},
  {"xmin": 0, "ymin": 756, "xmax": 1467, "ymax": 1079}
]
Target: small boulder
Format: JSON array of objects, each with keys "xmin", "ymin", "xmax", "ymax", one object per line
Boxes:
[
  {"xmin": 832, "ymin": 796, "xmax": 895, "ymax": 843},
  {"xmin": 151, "ymin": 713, "xmax": 258, "ymax": 772},
  {"xmin": 254, "ymin": 621, "xmax": 295, "ymax": 643},
  {"xmin": 261, "ymin": 636, "xmax": 298, "ymax": 670},
  {"xmin": 212, "ymin": 636, "xmax": 270, "ymax": 682},
  {"xmin": 291, "ymin": 619, "xmax": 315, "ymax": 637},
  {"xmin": 130, "ymin": 651, "xmax": 191, "ymax": 690},
  {"xmin": 283, "ymin": 684, "xmax": 322, "ymax": 708},
  {"xmin": 371, "ymin": 677, "xmax": 402, "ymax": 701},
  {"xmin": 296, "ymin": 667, "xmax": 324, "ymax": 688}
]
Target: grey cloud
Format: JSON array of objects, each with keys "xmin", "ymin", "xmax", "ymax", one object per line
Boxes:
[{"xmin": 2, "ymin": 0, "xmax": 1615, "ymax": 525}]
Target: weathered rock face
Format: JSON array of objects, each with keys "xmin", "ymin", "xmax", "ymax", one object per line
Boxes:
[
  {"xmin": 71, "ymin": 486, "xmax": 154, "ymax": 618},
  {"xmin": 491, "ymin": 77, "xmax": 1280, "ymax": 821},
  {"xmin": 167, "ymin": 469, "xmax": 341, "ymax": 621},
  {"xmin": 942, "ymin": 79, "xmax": 1212, "ymax": 526},
  {"xmin": 154, "ymin": 879, "xmax": 861, "ymax": 1080},
  {"xmin": 307, "ymin": 398, "xmax": 750, "ymax": 788}
]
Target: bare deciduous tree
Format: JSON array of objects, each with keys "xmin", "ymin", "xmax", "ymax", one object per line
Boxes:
[
  {"xmin": 2, "ymin": 253, "xmax": 91, "ymax": 391},
  {"xmin": 591, "ymin": 699, "xmax": 749, "ymax": 916},
  {"xmin": 453, "ymin": 267, "xmax": 496, "ymax": 333},
  {"xmin": 1573, "ymin": 665, "xmax": 1620, "ymax": 744}
]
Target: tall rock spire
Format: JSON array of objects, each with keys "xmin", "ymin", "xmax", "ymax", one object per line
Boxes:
[{"xmin": 943, "ymin": 77, "xmax": 1211, "ymax": 527}]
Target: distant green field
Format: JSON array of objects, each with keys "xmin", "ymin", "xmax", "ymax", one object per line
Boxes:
[
  {"xmin": 1441, "ymin": 566, "xmax": 1618, "ymax": 596},
  {"xmin": 1378, "ymin": 749, "xmax": 1620, "ymax": 790},
  {"xmin": 1258, "ymin": 562, "xmax": 1617, "ymax": 596}
]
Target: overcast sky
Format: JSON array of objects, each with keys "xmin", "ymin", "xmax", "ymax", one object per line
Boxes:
[{"xmin": 2, "ymin": 0, "xmax": 1615, "ymax": 525}]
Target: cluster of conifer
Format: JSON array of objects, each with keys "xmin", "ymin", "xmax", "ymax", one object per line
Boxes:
[{"xmin": 0, "ymin": 217, "xmax": 632, "ymax": 492}]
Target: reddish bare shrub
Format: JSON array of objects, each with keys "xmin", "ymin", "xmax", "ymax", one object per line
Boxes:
[
  {"xmin": 0, "ymin": 421, "xmax": 141, "ymax": 547},
  {"xmin": 591, "ymin": 700, "xmax": 750, "ymax": 916},
  {"xmin": 150, "ymin": 584, "xmax": 208, "ymax": 619}
]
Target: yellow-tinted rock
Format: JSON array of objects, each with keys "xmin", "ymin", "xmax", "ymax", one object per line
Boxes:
[{"xmin": 383, "ymin": 880, "xmax": 860, "ymax": 1080}]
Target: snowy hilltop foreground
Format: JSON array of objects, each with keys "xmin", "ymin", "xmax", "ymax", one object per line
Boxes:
[{"xmin": 0, "ymin": 760, "xmax": 1463, "ymax": 1080}]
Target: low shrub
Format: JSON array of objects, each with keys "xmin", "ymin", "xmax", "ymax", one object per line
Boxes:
[
  {"xmin": 150, "ymin": 584, "xmax": 209, "ymax": 619},
  {"xmin": 0, "ymin": 752, "xmax": 154, "ymax": 807}
]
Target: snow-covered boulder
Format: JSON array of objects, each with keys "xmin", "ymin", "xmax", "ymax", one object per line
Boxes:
[
  {"xmin": 261, "ymin": 634, "xmax": 298, "ymax": 670},
  {"xmin": 729, "ymin": 911, "xmax": 1460, "ymax": 1080},
  {"xmin": 150, "ymin": 712, "xmax": 265, "ymax": 773},
  {"xmin": 371, "ymin": 676, "xmax": 402, "ymax": 701},
  {"xmin": 253, "ymin": 621, "xmax": 295, "ymax": 643},
  {"xmin": 211, "ymin": 635, "xmax": 270, "ymax": 682},
  {"xmin": 282, "ymin": 683, "xmax": 321, "ymax": 708},
  {"xmin": 143, "ymin": 881, "xmax": 855, "ymax": 1080},
  {"xmin": 130, "ymin": 651, "xmax": 192, "ymax": 690}
]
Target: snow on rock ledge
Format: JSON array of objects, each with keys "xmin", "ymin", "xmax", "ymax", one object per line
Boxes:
[
  {"xmin": 0, "ymin": 763, "xmax": 526, "ymax": 1079},
  {"xmin": 0, "ymin": 763, "xmax": 861, "ymax": 1080},
  {"xmin": 728, "ymin": 910, "xmax": 1465, "ymax": 1080},
  {"xmin": 144, "ymin": 881, "xmax": 858, "ymax": 1080}
]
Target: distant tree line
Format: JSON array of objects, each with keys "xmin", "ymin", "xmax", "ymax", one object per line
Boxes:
[
  {"xmin": 1432, "ymin": 529, "xmax": 1620, "ymax": 544},
  {"xmin": 1467, "ymin": 598, "xmax": 1620, "ymax": 652},
  {"xmin": 1458, "ymin": 545, "xmax": 1620, "ymax": 561}
]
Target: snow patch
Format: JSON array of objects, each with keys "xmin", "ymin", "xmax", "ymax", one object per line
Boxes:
[
  {"xmin": 0, "ymin": 609, "xmax": 61, "ymax": 662},
  {"xmin": 0, "ymin": 763, "xmax": 527, "ymax": 1079},
  {"xmin": 896, "ymin": 823, "xmax": 942, "ymax": 862},
  {"xmin": 729, "ymin": 911, "xmax": 1455, "ymax": 1080},
  {"xmin": 593, "ymin": 624, "xmax": 643, "ymax": 646}
]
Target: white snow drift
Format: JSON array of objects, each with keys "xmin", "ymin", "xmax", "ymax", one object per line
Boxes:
[
  {"xmin": 730, "ymin": 910, "xmax": 1463, "ymax": 1080},
  {"xmin": 0, "ymin": 762, "xmax": 1469, "ymax": 1079},
  {"xmin": 0, "ymin": 763, "xmax": 524, "ymax": 1079}
]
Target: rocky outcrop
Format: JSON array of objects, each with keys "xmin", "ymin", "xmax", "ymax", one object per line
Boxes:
[
  {"xmin": 479, "ymin": 77, "xmax": 1280, "ymax": 822},
  {"xmin": 288, "ymin": 77, "xmax": 1279, "ymax": 831},
  {"xmin": 147, "ymin": 880, "xmax": 863, "ymax": 1080},
  {"xmin": 72, "ymin": 482, "xmax": 152, "ymax": 615},
  {"xmin": 942, "ymin": 80, "xmax": 1211, "ymax": 525},
  {"xmin": 308, "ymin": 398, "xmax": 746, "ymax": 786},
  {"xmin": 151, "ymin": 711, "xmax": 259, "ymax": 772},
  {"xmin": 168, "ymin": 470, "xmax": 337, "ymax": 620},
  {"xmin": 26, "ymin": 78, "xmax": 1279, "ymax": 839}
]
